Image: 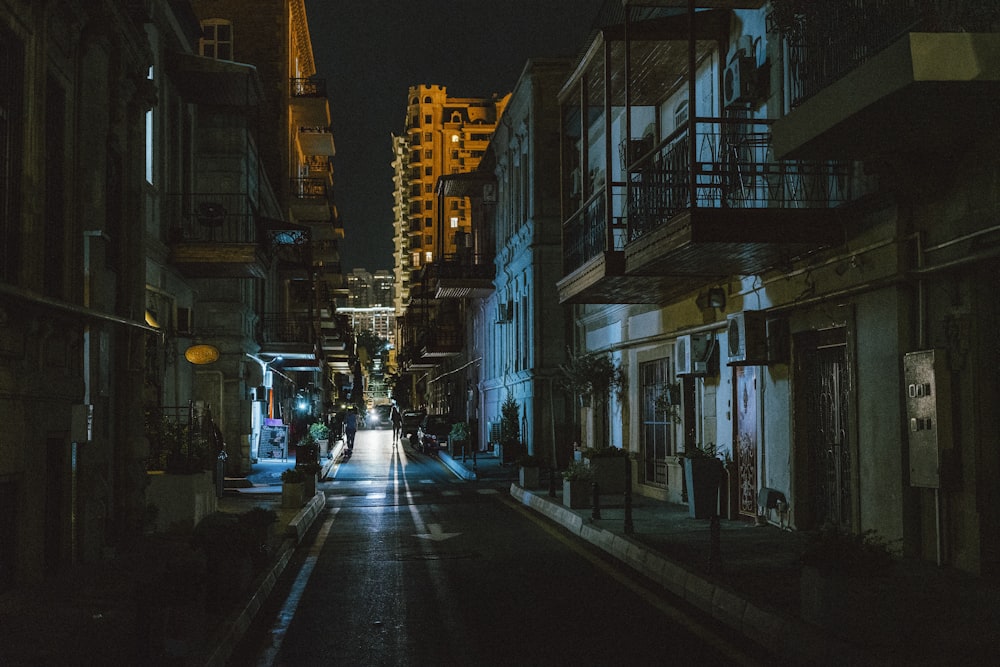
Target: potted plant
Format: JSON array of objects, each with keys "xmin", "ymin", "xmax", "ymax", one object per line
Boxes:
[
  {"xmin": 281, "ymin": 467, "xmax": 305, "ymax": 508},
  {"xmin": 583, "ymin": 446, "xmax": 628, "ymax": 494},
  {"xmin": 498, "ymin": 393, "xmax": 521, "ymax": 463},
  {"xmin": 297, "ymin": 460, "xmax": 323, "ymax": 498},
  {"xmin": 800, "ymin": 524, "xmax": 897, "ymax": 628},
  {"xmin": 517, "ymin": 454, "xmax": 542, "ymax": 489},
  {"xmin": 562, "ymin": 460, "xmax": 593, "ymax": 509},
  {"xmin": 682, "ymin": 443, "xmax": 723, "ymax": 519},
  {"xmin": 449, "ymin": 421, "xmax": 470, "ymax": 457},
  {"xmin": 309, "ymin": 421, "xmax": 332, "ymax": 457}
]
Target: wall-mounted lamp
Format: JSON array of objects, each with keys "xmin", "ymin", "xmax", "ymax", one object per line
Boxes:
[{"xmin": 707, "ymin": 288, "xmax": 726, "ymax": 309}]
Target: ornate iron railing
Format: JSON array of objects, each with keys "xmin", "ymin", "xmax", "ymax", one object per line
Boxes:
[
  {"xmin": 625, "ymin": 118, "xmax": 855, "ymax": 242},
  {"xmin": 166, "ymin": 193, "xmax": 260, "ymax": 244},
  {"xmin": 771, "ymin": 0, "xmax": 1000, "ymax": 107}
]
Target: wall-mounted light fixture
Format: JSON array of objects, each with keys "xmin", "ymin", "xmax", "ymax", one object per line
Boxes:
[
  {"xmin": 184, "ymin": 343, "xmax": 220, "ymax": 365},
  {"xmin": 707, "ymin": 287, "xmax": 726, "ymax": 309}
]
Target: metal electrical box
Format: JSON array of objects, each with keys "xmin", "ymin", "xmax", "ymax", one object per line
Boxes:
[{"xmin": 903, "ymin": 350, "xmax": 952, "ymax": 488}]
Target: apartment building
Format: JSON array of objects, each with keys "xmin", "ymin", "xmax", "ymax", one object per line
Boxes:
[
  {"xmin": 394, "ymin": 85, "xmax": 509, "ymax": 411},
  {"xmin": 551, "ymin": 0, "xmax": 1000, "ymax": 575}
]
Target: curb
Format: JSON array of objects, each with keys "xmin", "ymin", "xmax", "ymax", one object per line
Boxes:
[
  {"xmin": 509, "ymin": 485, "xmax": 854, "ymax": 665},
  {"xmin": 438, "ymin": 452, "xmax": 478, "ymax": 480},
  {"xmin": 200, "ymin": 489, "xmax": 326, "ymax": 666}
]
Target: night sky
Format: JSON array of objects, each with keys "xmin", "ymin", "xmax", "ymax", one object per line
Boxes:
[{"xmin": 303, "ymin": 0, "xmax": 605, "ymax": 272}]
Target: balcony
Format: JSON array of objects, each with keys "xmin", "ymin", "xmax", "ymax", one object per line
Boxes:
[
  {"xmin": 167, "ymin": 193, "xmax": 269, "ymax": 279},
  {"xmin": 424, "ymin": 254, "xmax": 496, "ymax": 299},
  {"xmin": 290, "ymin": 77, "xmax": 331, "ymax": 128},
  {"xmin": 296, "ymin": 125, "xmax": 336, "ymax": 158},
  {"xmin": 257, "ymin": 314, "xmax": 319, "ymax": 365},
  {"xmin": 770, "ymin": 1, "xmax": 1000, "ymax": 160},
  {"xmin": 289, "ymin": 177, "xmax": 332, "ymax": 222},
  {"xmin": 623, "ymin": 119, "xmax": 852, "ymax": 294}
]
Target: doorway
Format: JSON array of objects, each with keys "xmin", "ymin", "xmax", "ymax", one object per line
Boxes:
[{"xmin": 794, "ymin": 327, "xmax": 854, "ymax": 531}]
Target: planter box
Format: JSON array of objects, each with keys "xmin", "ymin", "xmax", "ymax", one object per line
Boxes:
[
  {"xmin": 282, "ymin": 481, "xmax": 304, "ymax": 509},
  {"xmin": 684, "ymin": 457, "xmax": 723, "ymax": 519},
  {"xmin": 588, "ymin": 456, "xmax": 627, "ymax": 494},
  {"xmin": 563, "ymin": 478, "xmax": 591, "ymax": 509},
  {"xmin": 146, "ymin": 470, "xmax": 217, "ymax": 533},
  {"xmin": 519, "ymin": 466, "xmax": 540, "ymax": 489}
]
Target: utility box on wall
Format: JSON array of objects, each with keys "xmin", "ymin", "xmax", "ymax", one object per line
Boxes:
[{"xmin": 903, "ymin": 350, "xmax": 952, "ymax": 488}]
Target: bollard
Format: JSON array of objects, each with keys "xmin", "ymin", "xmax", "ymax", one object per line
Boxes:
[
  {"xmin": 591, "ymin": 481, "xmax": 601, "ymax": 520},
  {"xmin": 624, "ymin": 459, "xmax": 634, "ymax": 534},
  {"xmin": 708, "ymin": 513, "xmax": 722, "ymax": 573}
]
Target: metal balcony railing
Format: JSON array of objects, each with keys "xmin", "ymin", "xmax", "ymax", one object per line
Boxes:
[
  {"xmin": 258, "ymin": 314, "xmax": 317, "ymax": 345},
  {"xmin": 290, "ymin": 77, "xmax": 327, "ymax": 97},
  {"xmin": 562, "ymin": 190, "xmax": 627, "ymax": 275},
  {"xmin": 771, "ymin": 0, "xmax": 1000, "ymax": 107},
  {"xmin": 166, "ymin": 193, "xmax": 261, "ymax": 244},
  {"xmin": 624, "ymin": 118, "xmax": 854, "ymax": 242},
  {"xmin": 290, "ymin": 178, "xmax": 328, "ymax": 201}
]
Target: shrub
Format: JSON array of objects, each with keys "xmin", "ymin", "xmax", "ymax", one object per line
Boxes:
[{"xmin": 562, "ymin": 460, "xmax": 593, "ymax": 481}]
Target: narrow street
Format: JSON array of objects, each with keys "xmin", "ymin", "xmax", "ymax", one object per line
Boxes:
[{"xmin": 230, "ymin": 428, "xmax": 766, "ymax": 666}]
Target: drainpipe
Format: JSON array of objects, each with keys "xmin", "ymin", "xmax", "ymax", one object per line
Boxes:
[{"xmin": 80, "ymin": 230, "xmax": 109, "ymax": 562}]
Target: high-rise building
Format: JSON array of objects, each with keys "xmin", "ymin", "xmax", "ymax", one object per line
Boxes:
[{"xmin": 391, "ymin": 86, "xmax": 509, "ymax": 312}]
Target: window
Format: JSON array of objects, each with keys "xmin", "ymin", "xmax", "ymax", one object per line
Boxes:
[
  {"xmin": 1, "ymin": 26, "xmax": 24, "ymax": 284},
  {"xmin": 44, "ymin": 74, "xmax": 67, "ymax": 298},
  {"xmin": 451, "ymin": 134, "xmax": 459, "ymax": 143},
  {"xmin": 424, "ymin": 235, "xmax": 432, "ymax": 246},
  {"xmin": 424, "ymin": 114, "xmax": 431, "ymax": 124},
  {"xmin": 673, "ymin": 100, "xmax": 688, "ymax": 129},
  {"xmin": 450, "ymin": 217, "xmax": 458, "ymax": 228},
  {"xmin": 200, "ymin": 20, "xmax": 233, "ymax": 60},
  {"xmin": 424, "ymin": 217, "xmax": 432, "ymax": 228},
  {"xmin": 424, "ymin": 166, "xmax": 432, "ymax": 176},
  {"xmin": 424, "ymin": 251, "xmax": 433, "ymax": 263},
  {"xmin": 145, "ymin": 66, "xmax": 153, "ymax": 184},
  {"xmin": 641, "ymin": 359, "xmax": 673, "ymax": 486}
]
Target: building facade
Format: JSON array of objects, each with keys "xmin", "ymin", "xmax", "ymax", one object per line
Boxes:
[
  {"xmin": 551, "ymin": 0, "xmax": 1000, "ymax": 576},
  {"xmin": 394, "ymin": 86, "xmax": 509, "ymax": 413},
  {"xmin": 478, "ymin": 59, "xmax": 574, "ymax": 463},
  {"xmin": 2, "ymin": 0, "xmax": 162, "ymax": 586}
]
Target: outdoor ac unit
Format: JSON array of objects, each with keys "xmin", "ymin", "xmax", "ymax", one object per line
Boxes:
[
  {"xmin": 726, "ymin": 310, "xmax": 768, "ymax": 365},
  {"xmin": 674, "ymin": 334, "xmax": 711, "ymax": 377},
  {"xmin": 724, "ymin": 56, "xmax": 755, "ymax": 107}
]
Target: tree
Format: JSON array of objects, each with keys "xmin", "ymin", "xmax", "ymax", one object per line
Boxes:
[{"xmin": 499, "ymin": 392, "xmax": 521, "ymax": 461}]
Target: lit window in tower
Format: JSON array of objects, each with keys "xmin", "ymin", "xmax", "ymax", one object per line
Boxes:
[
  {"xmin": 450, "ymin": 217, "xmax": 459, "ymax": 228},
  {"xmin": 425, "ymin": 251, "xmax": 433, "ymax": 263}
]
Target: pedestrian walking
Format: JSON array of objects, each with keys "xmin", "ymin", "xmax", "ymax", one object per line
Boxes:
[
  {"xmin": 390, "ymin": 401, "xmax": 402, "ymax": 444},
  {"xmin": 344, "ymin": 406, "xmax": 358, "ymax": 453}
]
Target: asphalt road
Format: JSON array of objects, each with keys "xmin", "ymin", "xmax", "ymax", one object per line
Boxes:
[{"xmin": 231, "ymin": 429, "xmax": 765, "ymax": 666}]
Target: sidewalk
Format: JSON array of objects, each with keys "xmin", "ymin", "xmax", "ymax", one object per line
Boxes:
[
  {"xmin": 439, "ymin": 445, "xmax": 1000, "ymax": 665},
  {"xmin": 497, "ymin": 479, "xmax": 1000, "ymax": 665},
  {"xmin": 0, "ymin": 451, "xmax": 336, "ymax": 667}
]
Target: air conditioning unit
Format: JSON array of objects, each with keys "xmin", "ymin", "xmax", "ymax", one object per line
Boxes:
[
  {"xmin": 726, "ymin": 311, "xmax": 769, "ymax": 365},
  {"xmin": 675, "ymin": 334, "xmax": 712, "ymax": 377},
  {"xmin": 724, "ymin": 56, "xmax": 755, "ymax": 108}
]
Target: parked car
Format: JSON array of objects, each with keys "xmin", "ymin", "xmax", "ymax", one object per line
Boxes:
[
  {"xmin": 417, "ymin": 414, "xmax": 453, "ymax": 453},
  {"xmin": 401, "ymin": 409, "xmax": 425, "ymax": 436}
]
